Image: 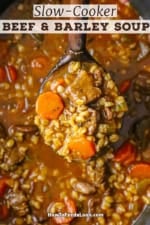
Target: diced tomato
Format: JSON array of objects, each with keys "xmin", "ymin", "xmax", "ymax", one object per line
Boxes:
[
  {"xmin": 0, "ymin": 66, "xmax": 6, "ymax": 82},
  {"xmin": 6, "ymin": 65, "xmax": 18, "ymax": 82},
  {"xmin": 119, "ymin": 80, "xmax": 131, "ymax": 94},
  {"xmin": 114, "ymin": 141, "xmax": 137, "ymax": 166}
]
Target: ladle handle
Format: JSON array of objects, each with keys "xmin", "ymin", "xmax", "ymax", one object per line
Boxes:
[{"xmin": 68, "ymin": 0, "xmax": 89, "ymax": 52}]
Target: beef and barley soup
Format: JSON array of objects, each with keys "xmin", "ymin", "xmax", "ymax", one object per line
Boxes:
[{"xmin": 0, "ymin": 0, "xmax": 150, "ymax": 225}]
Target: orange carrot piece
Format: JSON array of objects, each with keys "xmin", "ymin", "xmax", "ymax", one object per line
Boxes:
[
  {"xmin": 119, "ymin": 80, "xmax": 131, "ymax": 94},
  {"xmin": 6, "ymin": 65, "xmax": 18, "ymax": 82},
  {"xmin": 36, "ymin": 91, "xmax": 64, "ymax": 120},
  {"xmin": 114, "ymin": 141, "xmax": 136, "ymax": 165},
  {"xmin": 0, "ymin": 66, "xmax": 6, "ymax": 82},
  {"xmin": 68, "ymin": 136, "xmax": 96, "ymax": 159},
  {"xmin": 129, "ymin": 163, "xmax": 150, "ymax": 179}
]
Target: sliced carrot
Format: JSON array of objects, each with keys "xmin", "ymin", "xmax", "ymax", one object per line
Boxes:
[
  {"xmin": 129, "ymin": 163, "xmax": 150, "ymax": 179},
  {"xmin": 114, "ymin": 141, "xmax": 136, "ymax": 165},
  {"xmin": 6, "ymin": 65, "xmax": 18, "ymax": 82},
  {"xmin": 68, "ymin": 136, "xmax": 96, "ymax": 159},
  {"xmin": 36, "ymin": 91, "xmax": 64, "ymax": 120},
  {"xmin": 119, "ymin": 80, "xmax": 131, "ymax": 94},
  {"xmin": 31, "ymin": 56, "xmax": 49, "ymax": 76}
]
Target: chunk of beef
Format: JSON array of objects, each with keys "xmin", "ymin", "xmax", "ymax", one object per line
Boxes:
[
  {"xmin": 6, "ymin": 191, "xmax": 29, "ymax": 216},
  {"xmin": 3, "ymin": 146, "xmax": 28, "ymax": 170},
  {"xmin": 66, "ymin": 70, "xmax": 101, "ymax": 104}
]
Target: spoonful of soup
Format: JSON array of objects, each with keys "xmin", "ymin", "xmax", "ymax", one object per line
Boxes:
[{"xmin": 34, "ymin": 0, "xmax": 128, "ymax": 162}]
